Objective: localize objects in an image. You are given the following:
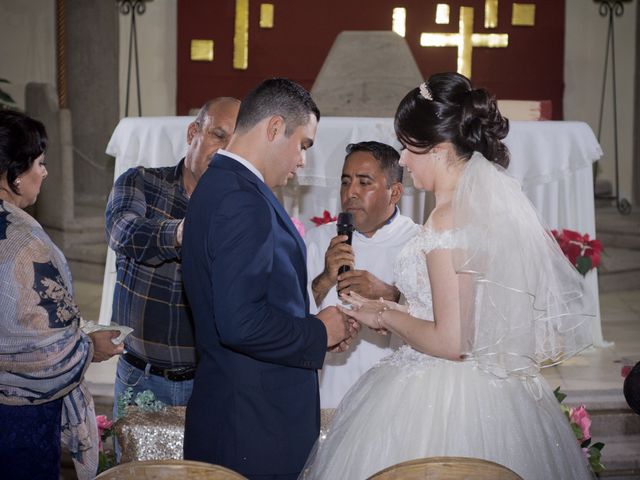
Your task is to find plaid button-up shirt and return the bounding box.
[105,159,196,368]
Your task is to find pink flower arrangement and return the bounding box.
[569,405,591,442]
[551,229,603,276]
[95,414,116,472]
[291,217,305,238]
[96,415,113,450]
[554,387,604,473]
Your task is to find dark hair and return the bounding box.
[235,78,320,136]
[394,72,510,168]
[624,361,640,416]
[345,141,403,186]
[0,110,48,195]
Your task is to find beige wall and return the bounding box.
[0,0,56,110]
[118,0,177,117]
[564,0,637,202]
[0,0,176,116]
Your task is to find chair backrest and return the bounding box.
[95,460,247,480]
[367,456,523,480]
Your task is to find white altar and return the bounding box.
[99,116,606,345]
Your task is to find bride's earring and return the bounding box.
[13,178,21,188]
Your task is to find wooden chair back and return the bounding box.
[95,459,247,479]
[367,456,523,480]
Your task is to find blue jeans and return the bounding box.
[113,355,194,419]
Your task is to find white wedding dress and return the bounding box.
[300,225,593,480]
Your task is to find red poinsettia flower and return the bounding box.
[565,242,582,266]
[586,239,603,268]
[551,229,604,276]
[310,210,336,226]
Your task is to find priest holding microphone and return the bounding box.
[305,141,419,408]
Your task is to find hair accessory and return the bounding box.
[419,82,433,101]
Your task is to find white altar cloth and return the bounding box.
[99,117,605,345]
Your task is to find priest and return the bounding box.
[306,141,419,408]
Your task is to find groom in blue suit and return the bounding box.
[182,79,355,479]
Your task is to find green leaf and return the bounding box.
[98,452,108,473]
[588,447,604,473]
[0,90,15,104]
[591,442,605,451]
[0,78,9,83]
[576,256,592,276]
[571,423,583,439]
[134,389,167,412]
[581,438,591,448]
[589,457,604,474]
[554,386,567,403]
[116,386,134,418]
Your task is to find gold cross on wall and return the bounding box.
[420,6,508,79]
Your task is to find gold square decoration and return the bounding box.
[435,4,450,25]
[190,39,214,62]
[260,3,274,29]
[512,3,536,27]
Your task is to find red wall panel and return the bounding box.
[177,0,564,118]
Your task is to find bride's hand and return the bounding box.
[342,291,406,312]
[339,292,398,334]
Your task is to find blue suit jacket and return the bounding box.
[182,154,328,477]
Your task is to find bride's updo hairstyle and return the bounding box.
[394,72,510,168]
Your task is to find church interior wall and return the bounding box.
[0,0,637,203]
[118,0,177,117]
[564,0,637,205]
[0,0,56,110]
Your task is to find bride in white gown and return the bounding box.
[300,73,595,480]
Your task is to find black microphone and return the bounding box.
[337,212,354,275]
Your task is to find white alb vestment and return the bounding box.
[305,212,419,408]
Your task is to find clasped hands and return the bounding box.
[317,305,360,353]
[339,291,407,335]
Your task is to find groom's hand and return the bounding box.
[329,318,360,352]
[317,305,354,350]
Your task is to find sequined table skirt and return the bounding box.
[115,406,186,462]
[114,407,336,463]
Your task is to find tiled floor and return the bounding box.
[76,280,640,403]
[543,289,639,399]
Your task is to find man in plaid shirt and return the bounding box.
[106,97,240,410]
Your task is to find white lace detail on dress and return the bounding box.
[394,226,465,322]
[380,344,454,370]
[385,227,468,370]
